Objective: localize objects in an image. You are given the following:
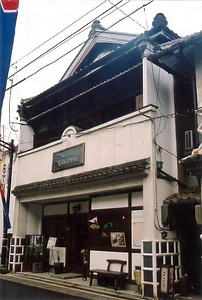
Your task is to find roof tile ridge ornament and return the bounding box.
[88,20,106,37]
[152,13,168,30]
[145,13,180,48]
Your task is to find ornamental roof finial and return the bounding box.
[89,20,105,37]
[152,13,168,29]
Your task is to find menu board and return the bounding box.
[47,237,57,249]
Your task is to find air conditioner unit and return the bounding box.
[185,130,193,150]
[161,204,169,226]
[195,205,202,225]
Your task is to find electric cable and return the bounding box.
[8,79,19,133]
[10,0,108,68]
[8,0,124,79]
[6,0,154,92]
[108,0,146,30]
[35,0,131,74]
[142,4,170,232]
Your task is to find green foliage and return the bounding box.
[28,243,44,257]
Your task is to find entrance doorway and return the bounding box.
[42,212,89,274]
[66,213,89,273]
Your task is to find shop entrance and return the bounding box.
[66,213,89,273]
[42,215,67,271]
[42,212,89,274]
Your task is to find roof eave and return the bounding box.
[12,158,150,198]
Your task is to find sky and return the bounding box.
[2,0,202,143]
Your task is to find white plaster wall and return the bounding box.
[131,210,144,249]
[132,253,141,279]
[13,200,29,237]
[26,204,43,235]
[12,201,43,237]
[18,122,34,153]
[44,203,68,216]
[49,247,66,265]
[156,179,177,239]
[195,43,202,111]
[91,193,128,210]
[142,58,178,240]
[195,43,202,148]
[90,250,128,272]
[131,191,143,207]
[143,59,177,177]
[16,111,153,187]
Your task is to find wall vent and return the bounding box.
[185,130,193,150]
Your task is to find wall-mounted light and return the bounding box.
[186,172,199,188]
[161,230,168,240]
[157,161,163,171]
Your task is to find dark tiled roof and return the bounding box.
[164,187,201,205]
[147,31,202,79]
[179,153,202,166]
[12,158,150,197]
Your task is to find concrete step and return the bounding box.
[0,272,140,300]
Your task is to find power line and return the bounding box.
[43,0,131,62]
[10,0,108,67]
[108,0,146,30]
[8,0,124,79]
[6,0,154,92]
[8,0,148,80]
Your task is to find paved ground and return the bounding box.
[0,278,85,300]
[0,272,201,300]
[0,272,141,300]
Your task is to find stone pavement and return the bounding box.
[0,272,141,300]
[0,272,201,300]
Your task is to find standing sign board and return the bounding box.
[160,265,175,298]
[47,237,57,266]
[47,237,57,250]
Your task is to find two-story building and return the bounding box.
[8,14,201,298]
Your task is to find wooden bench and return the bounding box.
[89,259,128,291]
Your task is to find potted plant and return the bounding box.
[29,242,44,273]
[54,251,63,274]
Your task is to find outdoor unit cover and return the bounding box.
[195,205,202,225]
[161,204,169,226]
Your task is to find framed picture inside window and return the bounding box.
[110,232,126,247]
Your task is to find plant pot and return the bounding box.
[54,262,63,274]
[32,262,43,273]
[0,268,9,274]
[179,277,189,297]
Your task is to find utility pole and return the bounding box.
[0,139,15,270]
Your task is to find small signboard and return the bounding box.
[52,143,85,172]
[160,264,174,297]
[47,237,57,249]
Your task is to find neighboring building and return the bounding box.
[0,139,17,265]
[148,29,202,296]
[8,14,201,298]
